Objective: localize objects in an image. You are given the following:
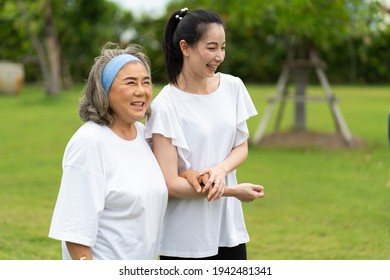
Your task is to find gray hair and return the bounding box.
[79,42,151,126]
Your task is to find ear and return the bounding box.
[179,40,190,57]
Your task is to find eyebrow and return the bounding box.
[206,41,226,46]
[121,75,151,81]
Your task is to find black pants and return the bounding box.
[160,243,247,260]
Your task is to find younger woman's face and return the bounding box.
[187,23,226,78]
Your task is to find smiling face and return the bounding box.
[184,23,226,79]
[108,61,152,125]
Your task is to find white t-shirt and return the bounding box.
[145,73,258,258]
[49,121,168,260]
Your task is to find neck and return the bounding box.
[109,120,137,141]
[176,73,218,95]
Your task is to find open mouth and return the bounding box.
[207,64,218,70]
[131,102,145,108]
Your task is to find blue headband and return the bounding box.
[102,54,142,94]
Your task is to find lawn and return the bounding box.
[0,83,388,259]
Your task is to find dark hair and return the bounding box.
[162,9,224,85]
[79,42,151,126]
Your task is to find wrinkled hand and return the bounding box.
[233,183,265,202]
[179,169,202,193]
[199,165,226,202]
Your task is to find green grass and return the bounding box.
[0,84,388,259]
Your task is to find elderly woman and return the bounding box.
[49,43,168,260]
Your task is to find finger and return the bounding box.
[209,183,225,201]
[215,184,225,201]
[199,168,211,176]
[201,174,210,185]
[202,175,215,193]
[207,180,222,201]
[253,185,264,192]
[194,182,202,193]
[208,187,219,201]
[253,186,265,197]
[202,182,211,193]
[212,179,223,192]
[189,178,202,193]
[256,189,265,198]
[207,182,219,200]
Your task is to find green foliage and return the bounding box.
[0,0,135,83]
[0,83,388,259]
[1,0,389,86]
[57,0,135,82]
[0,1,27,61]
[153,0,390,84]
[170,0,383,48]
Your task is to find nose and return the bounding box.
[134,82,146,96]
[215,49,225,62]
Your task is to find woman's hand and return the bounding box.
[225,183,265,202]
[179,170,223,202]
[199,165,226,202]
[179,170,203,193]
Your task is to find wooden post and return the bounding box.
[252,47,354,147]
[252,66,289,145]
[310,50,353,145]
[293,66,309,131]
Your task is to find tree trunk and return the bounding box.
[43,0,61,95]
[288,41,311,132]
[61,58,74,90]
[293,66,308,131]
[17,0,61,96]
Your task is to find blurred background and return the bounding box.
[0,0,389,260]
[0,0,389,96]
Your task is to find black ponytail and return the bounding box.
[162,10,184,86]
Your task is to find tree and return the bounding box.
[1,0,134,95]
[246,0,383,145]
[17,0,61,95]
[57,0,135,88]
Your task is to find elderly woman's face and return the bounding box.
[108,61,152,124]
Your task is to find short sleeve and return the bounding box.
[234,78,258,147]
[145,98,192,171]
[49,136,106,246]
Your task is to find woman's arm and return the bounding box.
[66,241,93,260]
[152,133,217,199]
[224,183,265,202]
[201,140,248,192]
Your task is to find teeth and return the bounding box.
[132,102,144,106]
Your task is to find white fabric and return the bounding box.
[145,73,258,258]
[49,121,168,260]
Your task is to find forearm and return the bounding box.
[219,141,248,174]
[152,133,207,199]
[167,176,207,199]
[222,183,265,202]
[66,241,93,260]
[223,186,237,198]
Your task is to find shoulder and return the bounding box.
[150,85,177,113]
[72,121,106,140]
[65,122,107,153]
[219,72,243,86]
[152,85,174,103]
[218,73,247,97]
